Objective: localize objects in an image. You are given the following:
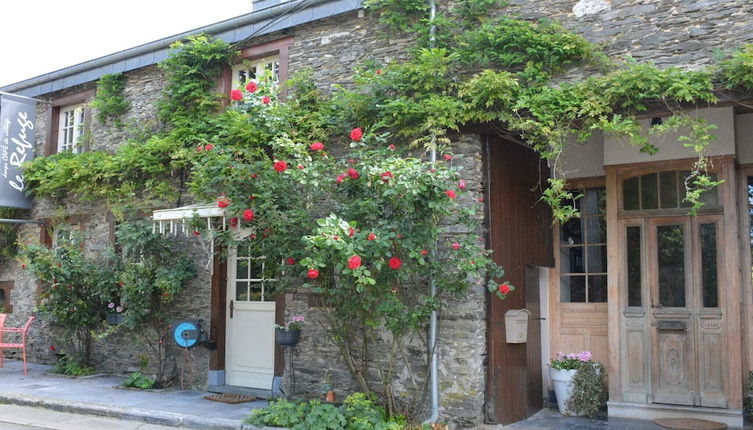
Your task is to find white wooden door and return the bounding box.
[225,244,276,388]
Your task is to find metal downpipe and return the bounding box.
[424,0,439,420]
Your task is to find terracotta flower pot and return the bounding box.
[275,329,300,347]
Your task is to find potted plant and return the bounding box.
[105,302,126,325]
[275,315,304,347]
[548,351,606,416]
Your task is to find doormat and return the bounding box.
[203,393,257,404]
[655,418,727,430]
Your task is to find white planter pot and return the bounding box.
[549,367,579,416]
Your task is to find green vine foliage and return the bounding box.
[91,73,129,126]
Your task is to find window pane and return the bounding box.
[657,224,685,307]
[588,275,607,303]
[249,282,263,301]
[560,217,583,245]
[627,226,642,307]
[237,244,251,258]
[700,223,718,308]
[641,173,658,210]
[585,217,606,244]
[248,259,263,279]
[586,245,607,273]
[236,282,249,301]
[561,276,586,302]
[582,188,605,215]
[659,171,678,208]
[236,258,249,280]
[700,173,719,206]
[624,177,640,210]
[0,288,5,307]
[560,246,584,273]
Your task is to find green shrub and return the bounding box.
[245,394,409,429]
[123,372,156,389]
[52,356,96,377]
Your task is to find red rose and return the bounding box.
[452,242,461,250]
[287,258,296,265]
[119,281,124,287]
[388,144,395,151]
[348,227,355,237]
[251,173,258,178]
[310,142,325,151]
[230,89,243,101]
[229,217,238,227]
[205,144,214,151]
[446,190,456,199]
[458,180,466,190]
[333,235,340,240]
[336,174,346,184]
[368,233,376,241]
[307,268,319,279]
[389,256,402,270]
[243,209,254,222]
[421,249,428,256]
[348,255,362,270]
[249,233,257,240]
[347,167,359,180]
[429,168,436,173]
[196,145,203,152]
[246,81,258,93]
[350,127,363,142]
[50,345,55,351]
[499,283,510,295]
[443,154,452,161]
[381,171,393,182]
[262,96,271,104]
[478,196,484,203]
[273,161,288,172]
[218,197,230,208]
[298,164,305,170]
[376,69,382,75]
[193,230,200,236]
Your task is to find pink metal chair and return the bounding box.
[0,315,35,375]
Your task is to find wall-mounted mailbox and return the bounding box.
[505,309,531,343]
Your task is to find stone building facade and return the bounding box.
[1,0,753,428]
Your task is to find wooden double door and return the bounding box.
[629,215,727,407]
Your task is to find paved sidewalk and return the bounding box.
[0,359,744,429]
[0,359,267,429]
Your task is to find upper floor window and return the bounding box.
[232,55,280,88]
[58,104,86,153]
[622,170,719,212]
[560,187,607,303]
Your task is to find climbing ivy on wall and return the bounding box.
[90,73,129,126]
[22,6,753,221]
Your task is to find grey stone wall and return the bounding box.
[505,0,753,69]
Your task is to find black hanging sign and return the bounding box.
[0,93,36,209]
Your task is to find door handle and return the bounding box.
[229,300,234,318]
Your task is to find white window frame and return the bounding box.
[57,104,86,153]
[231,54,280,88]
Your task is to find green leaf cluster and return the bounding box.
[567,362,608,417]
[91,73,129,126]
[246,393,410,430]
[123,371,157,389]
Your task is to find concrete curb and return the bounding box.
[0,391,268,429]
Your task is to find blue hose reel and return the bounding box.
[172,319,207,348]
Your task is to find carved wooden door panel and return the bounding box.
[648,216,726,407]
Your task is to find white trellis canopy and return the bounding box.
[151,203,228,271]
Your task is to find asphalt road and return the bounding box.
[0,404,180,430]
